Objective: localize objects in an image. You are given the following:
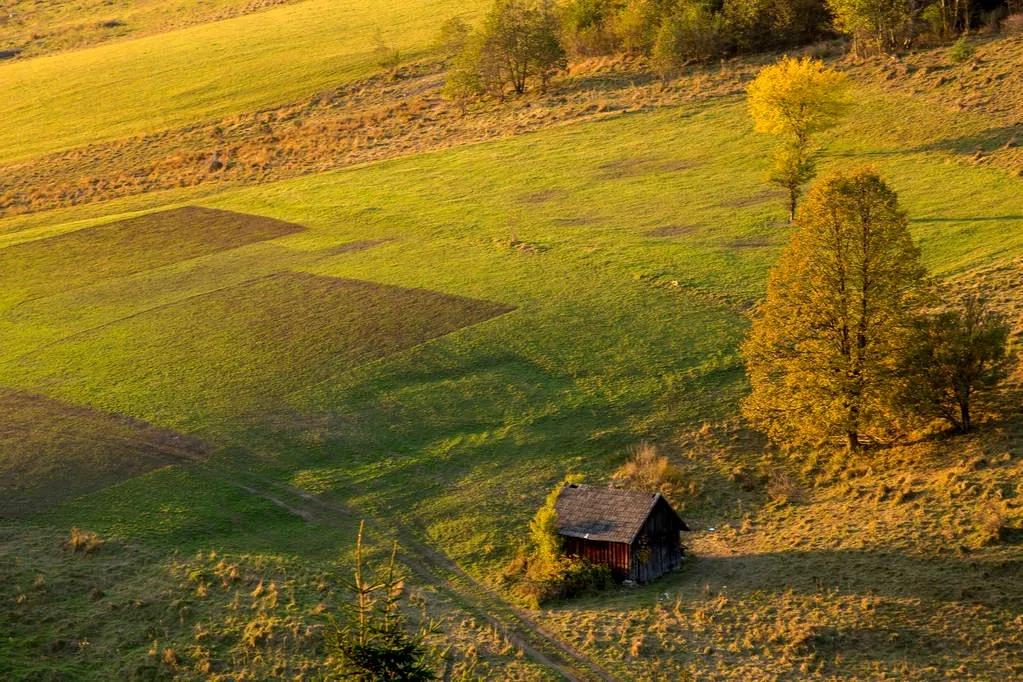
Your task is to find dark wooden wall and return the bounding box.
[628,498,684,583]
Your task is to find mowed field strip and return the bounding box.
[0,206,304,303]
[0,388,208,519]
[7,271,514,428]
[0,205,513,431]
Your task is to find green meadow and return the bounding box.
[0,0,484,163]
[4,86,1022,552]
[3,17,1023,671]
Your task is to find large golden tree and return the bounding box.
[742,169,925,452]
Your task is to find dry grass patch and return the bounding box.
[0,0,302,60]
[0,52,755,218]
[537,417,1023,679]
[0,525,547,680]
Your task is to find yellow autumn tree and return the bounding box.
[747,56,849,221]
[741,169,926,452]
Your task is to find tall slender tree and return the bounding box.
[747,57,849,221]
[742,169,926,452]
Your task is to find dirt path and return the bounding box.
[148,440,616,681]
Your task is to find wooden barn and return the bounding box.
[554,484,689,583]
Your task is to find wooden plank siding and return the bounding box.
[628,497,685,582]
[563,537,631,579]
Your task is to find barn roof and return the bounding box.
[554,484,688,544]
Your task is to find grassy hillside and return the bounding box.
[0,0,305,60]
[3,47,1023,676]
[0,0,483,163]
[3,2,1023,676]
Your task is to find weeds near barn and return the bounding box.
[65,527,104,554]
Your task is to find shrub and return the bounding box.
[921,2,953,39]
[827,0,914,54]
[1004,12,1023,34]
[948,36,975,63]
[435,16,472,58]
[650,2,728,78]
[766,469,803,504]
[723,0,832,52]
[504,550,613,607]
[504,476,612,606]
[327,522,436,680]
[613,442,685,496]
[974,499,1011,546]
[560,0,622,56]
[609,0,662,53]
[528,477,567,567]
[371,30,402,74]
[66,527,103,554]
[897,295,1012,433]
[445,0,567,100]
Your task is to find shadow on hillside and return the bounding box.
[677,547,1023,608]
[826,125,1021,160]
[910,215,1023,224]
[909,125,1022,155]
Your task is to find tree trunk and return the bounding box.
[959,399,971,432]
[846,430,860,452]
[788,186,798,223]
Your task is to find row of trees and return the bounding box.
[439,0,1014,100]
[742,168,1013,452]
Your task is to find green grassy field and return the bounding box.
[3,13,1023,677]
[0,0,484,163]
[0,0,306,60]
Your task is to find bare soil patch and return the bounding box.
[596,156,701,180]
[645,224,700,237]
[0,388,208,518]
[718,189,784,209]
[0,206,304,301]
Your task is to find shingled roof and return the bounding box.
[554,484,688,544]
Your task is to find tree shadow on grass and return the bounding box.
[826,124,1022,159]
[674,547,1023,609]
[908,125,1023,155]
[910,215,1023,224]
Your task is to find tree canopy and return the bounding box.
[747,57,849,220]
[444,0,566,101]
[742,169,926,452]
[899,295,1013,432]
